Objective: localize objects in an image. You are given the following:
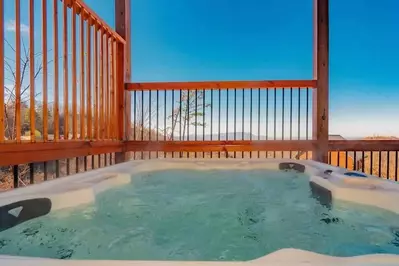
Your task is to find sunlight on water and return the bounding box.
[1,169,399,261]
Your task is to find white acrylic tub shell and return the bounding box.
[1,158,399,266]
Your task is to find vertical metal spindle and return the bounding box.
[265,89,269,158]
[149,90,152,159]
[281,88,285,158]
[257,88,261,158]
[328,151,331,165]
[148,90,152,140]
[361,151,365,173]
[297,89,301,158]
[337,151,340,167]
[242,89,245,158]
[203,89,206,158]
[226,90,229,158]
[29,163,34,184]
[345,151,348,169]
[141,91,144,159]
[43,162,48,181]
[76,157,79,173]
[179,89,182,158]
[218,89,221,158]
[56,160,60,178]
[306,88,309,140]
[234,88,237,158]
[395,151,398,181]
[273,88,277,158]
[250,89,253,159]
[210,90,213,158]
[171,90,174,158]
[370,151,374,175]
[13,166,19,188]
[91,155,95,170]
[84,156,87,171]
[387,151,390,179]
[105,154,108,166]
[306,88,309,159]
[290,88,293,159]
[156,90,159,158]
[187,90,190,158]
[353,152,357,170]
[378,151,382,177]
[195,89,198,158]
[133,90,136,149]
[66,159,70,175]
[98,154,101,168]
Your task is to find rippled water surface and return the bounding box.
[1,169,399,260]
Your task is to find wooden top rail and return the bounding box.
[329,140,399,152]
[125,140,399,153]
[125,140,317,152]
[67,0,125,44]
[0,140,123,166]
[126,80,317,91]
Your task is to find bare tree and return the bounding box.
[0,38,54,188]
[3,39,47,140]
[167,90,210,140]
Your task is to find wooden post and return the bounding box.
[312,0,329,163]
[0,0,4,142]
[115,0,131,163]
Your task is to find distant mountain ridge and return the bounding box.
[185,132,259,141]
[179,132,309,140]
[173,133,397,141]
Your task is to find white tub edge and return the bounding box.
[1,248,399,265]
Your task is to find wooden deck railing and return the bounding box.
[2,0,398,190]
[0,0,128,189]
[1,0,124,144]
[125,80,316,160]
[328,140,399,180]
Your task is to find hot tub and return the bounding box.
[1,159,399,266]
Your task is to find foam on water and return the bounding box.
[1,169,399,261]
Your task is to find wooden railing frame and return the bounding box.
[329,140,399,152]
[125,80,317,91]
[123,0,330,163]
[0,0,124,144]
[115,0,132,163]
[7,0,397,174]
[312,0,329,163]
[0,140,123,166]
[125,140,399,153]
[72,0,126,44]
[2,140,398,167]
[125,140,317,153]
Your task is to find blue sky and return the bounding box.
[3,0,399,138]
[89,0,399,138]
